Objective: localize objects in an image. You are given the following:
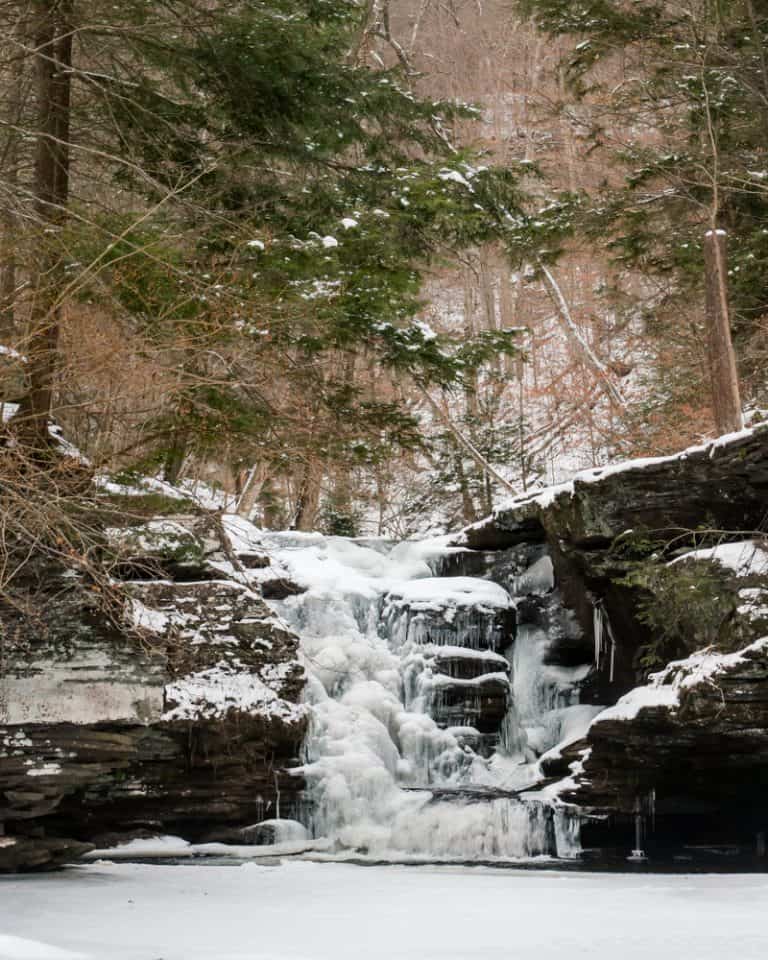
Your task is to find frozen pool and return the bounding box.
[1,860,767,959]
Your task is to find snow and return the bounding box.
[0,405,89,462]
[738,588,768,622]
[162,663,306,723]
[128,598,171,633]
[83,825,315,861]
[0,344,26,362]
[438,167,473,189]
[483,423,763,522]
[108,519,197,556]
[536,704,605,766]
[0,936,85,960]
[386,576,512,611]
[592,683,680,723]
[259,531,461,597]
[96,474,236,511]
[0,401,19,422]
[2,861,768,960]
[429,644,509,665]
[592,637,768,724]
[672,539,768,578]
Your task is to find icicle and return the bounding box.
[628,795,648,862]
[274,770,281,821]
[593,603,603,668]
[609,635,616,682]
[594,599,617,681]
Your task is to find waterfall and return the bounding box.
[263,532,597,861]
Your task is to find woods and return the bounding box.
[1,0,766,545]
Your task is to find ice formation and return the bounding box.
[264,532,593,860]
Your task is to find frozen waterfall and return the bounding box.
[264,532,595,861]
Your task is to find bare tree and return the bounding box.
[703,229,743,435]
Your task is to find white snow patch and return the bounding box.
[386,576,512,611]
[671,539,768,578]
[0,344,27,362]
[592,637,768,724]
[162,663,305,723]
[0,936,86,960]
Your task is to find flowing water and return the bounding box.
[264,532,599,861]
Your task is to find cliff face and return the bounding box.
[555,639,768,838]
[0,516,307,872]
[459,424,768,856]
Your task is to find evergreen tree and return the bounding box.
[516,0,768,433]
[2,0,542,529]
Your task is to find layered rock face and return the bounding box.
[459,424,768,857]
[383,578,515,737]
[552,638,768,853]
[0,516,306,871]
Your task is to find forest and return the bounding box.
[2,0,766,560]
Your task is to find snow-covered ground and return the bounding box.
[1,861,767,960]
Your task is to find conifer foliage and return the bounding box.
[1,0,528,532]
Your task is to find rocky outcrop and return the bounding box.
[546,637,768,855]
[460,425,768,700]
[0,516,307,872]
[385,578,515,736]
[458,424,768,856]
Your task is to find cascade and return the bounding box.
[263,532,598,861]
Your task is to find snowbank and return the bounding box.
[163,663,306,723]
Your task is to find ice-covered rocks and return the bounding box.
[382,576,515,652]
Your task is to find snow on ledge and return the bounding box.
[591,636,768,725]
[163,664,306,724]
[671,539,768,578]
[83,831,324,862]
[472,422,764,525]
[386,577,512,610]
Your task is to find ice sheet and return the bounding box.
[1,861,767,960]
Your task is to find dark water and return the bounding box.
[92,850,768,874]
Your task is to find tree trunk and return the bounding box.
[0,30,26,345]
[236,462,269,518]
[292,459,324,531]
[163,430,188,484]
[13,0,73,446]
[453,449,477,526]
[703,229,743,435]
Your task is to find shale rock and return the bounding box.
[0,520,306,872]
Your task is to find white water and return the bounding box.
[264,533,596,861]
